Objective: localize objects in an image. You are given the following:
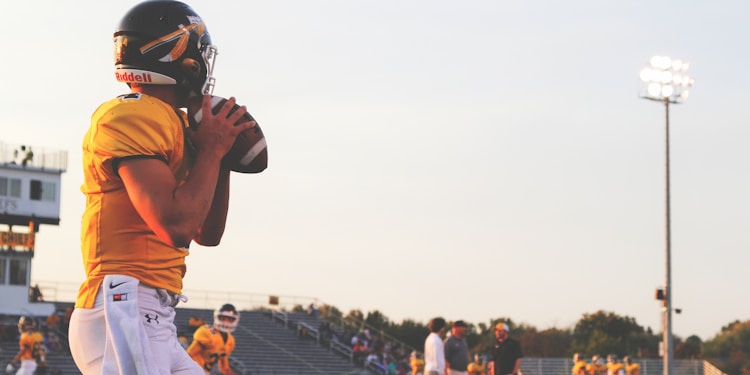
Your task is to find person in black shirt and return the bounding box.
[444,320,471,374]
[489,322,522,375]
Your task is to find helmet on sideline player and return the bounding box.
[17,316,36,334]
[213,303,239,333]
[114,0,218,96]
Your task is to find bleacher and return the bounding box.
[175,307,370,375]
[1,304,372,375]
[0,311,78,375]
[1,305,726,375]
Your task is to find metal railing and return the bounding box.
[269,311,384,375]
[32,281,727,375]
[34,280,319,313]
[0,142,67,172]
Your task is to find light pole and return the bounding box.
[639,56,694,375]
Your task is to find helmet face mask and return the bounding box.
[114,0,218,96]
[200,44,218,94]
[213,303,239,333]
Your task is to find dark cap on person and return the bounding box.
[453,320,468,328]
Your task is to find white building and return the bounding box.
[0,142,67,317]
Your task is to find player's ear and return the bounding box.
[182,58,201,80]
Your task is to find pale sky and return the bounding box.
[4,0,749,342]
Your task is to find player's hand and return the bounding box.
[5,363,14,374]
[186,95,256,161]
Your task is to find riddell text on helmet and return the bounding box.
[115,69,177,85]
[115,71,153,83]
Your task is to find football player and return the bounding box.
[623,356,641,375]
[571,353,587,375]
[187,304,239,375]
[587,355,607,375]
[467,353,486,375]
[606,354,625,375]
[5,316,41,375]
[67,1,255,374]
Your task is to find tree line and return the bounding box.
[297,305,750,375]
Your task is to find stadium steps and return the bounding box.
[176,307,369,375]
[1,307,371,375]
[0,317,78,375]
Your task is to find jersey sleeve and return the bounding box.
[186,326,208,357]
[87,95,181,180]
[192,326,211,346]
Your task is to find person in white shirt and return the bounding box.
[424,317,447,375]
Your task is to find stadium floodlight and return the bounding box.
[640,55,695,104]
[639,56,695,375]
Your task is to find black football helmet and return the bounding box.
[114,0,217,95]
[213,303,239,333]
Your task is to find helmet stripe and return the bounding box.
[140,23,206,63]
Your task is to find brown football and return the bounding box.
[188,96,268,173]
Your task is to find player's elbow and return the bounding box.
[159,225,199,248]
[194,235,222,247]
[193,223,226,246]
[167,233,194,248]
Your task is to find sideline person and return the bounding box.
[424,317,447,375]
[488,322,522,375]
[445,320,471,375]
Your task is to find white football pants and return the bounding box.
[68,275,203,375]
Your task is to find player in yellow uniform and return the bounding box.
[5,317,40,375]
[467,353,487,375]
[67,1,256,374]
[31,328,48,374]
[409,351,425,375]
[187,304,239,375]
[606,354,625,375]
[572,353,588,375]
[587,355,607,375]
[623,356,641,375]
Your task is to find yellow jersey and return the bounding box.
[468,360,487,375]
[625,363,641,375]
[608,362,625,375]
[77,93,194,308]
[587,362,607,375]
[187,325,236,374]
[410,357,424,375]
[572,360,588,375]
[17,333,36,361]
[32,331,45,362]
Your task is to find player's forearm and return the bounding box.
[162,147,227,239]
[194,168,230,246]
